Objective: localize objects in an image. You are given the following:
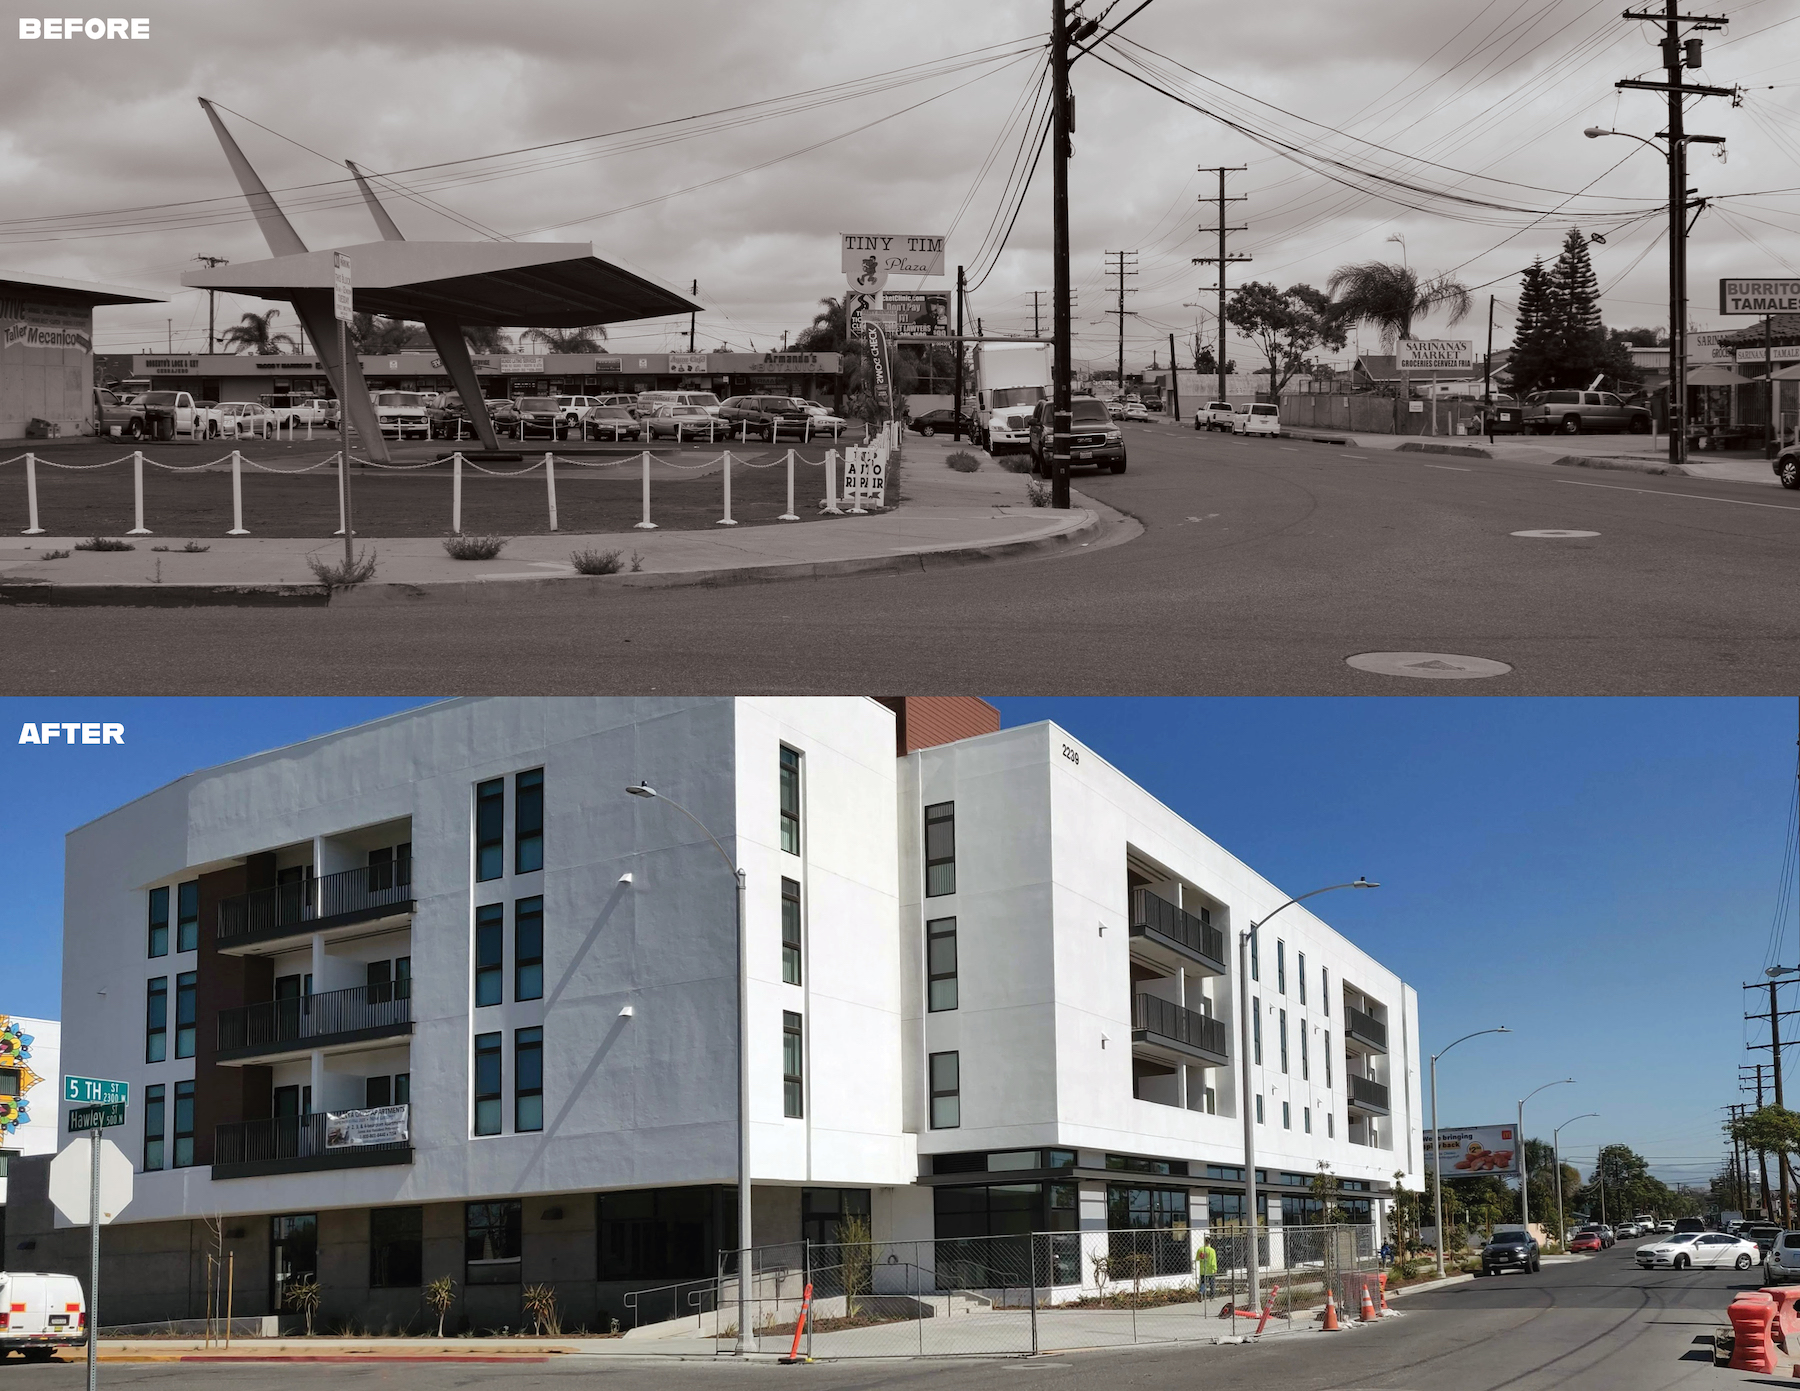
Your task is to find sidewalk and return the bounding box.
[1287,428,1780,486]
[0,440,1118,605]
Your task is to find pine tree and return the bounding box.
[1547,227,1606,387]
[1508,260,1556,393]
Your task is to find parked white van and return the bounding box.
[1235,402,1280,437]
[0,1271,86,1361]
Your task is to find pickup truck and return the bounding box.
[1522,389,1650,435]
[94,387,148,439]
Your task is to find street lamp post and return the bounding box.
[626,781,752,1354]
[1517,1079,1575,1236]
[1238,877,1379,1311]
[1430,1027,1511,1277]
[1552,1113,1598,1246]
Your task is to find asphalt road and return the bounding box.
[9,1246,1752,1390]
[6,421,1797,694]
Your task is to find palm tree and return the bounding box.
[520,325,608,353]
[462,325,511,354]
[794,296,845,353]
[219,308,298,355]
[1324,261,1472,352]
[352,313,424,355]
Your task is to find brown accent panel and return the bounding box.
[876,697,1001,756]
[193,863,274,1165]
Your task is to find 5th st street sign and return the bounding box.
[65,1076,128,1106]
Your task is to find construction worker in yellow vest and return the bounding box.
[1198,1235,1219,1297]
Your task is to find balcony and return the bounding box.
[1344,1005,1388,1054]
[212,1107,413,1180]
[216,863,414,954]
[1131,993,1230,1068]
[1348,1073,1390,1115]
[1128,888,1227,975]
[215,981,412,1064]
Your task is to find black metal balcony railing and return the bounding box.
[1349,1073,1390,1112]
[216,981,412,1057]
[1129,888,1227,968]
[1132,993,1230,1061]
[217,863,413,946]
[213,1108,412,1177]
[1345,1005,1388,1051]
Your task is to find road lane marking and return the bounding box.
[1423,464,1471,471]
[1556,479,1800,511]
[1513,529,1599,538]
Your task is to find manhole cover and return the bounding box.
[1511,529,1599,538]
[1346,652,1514,680]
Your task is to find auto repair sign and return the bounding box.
[1425,1125,1520,1177]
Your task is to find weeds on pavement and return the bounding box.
[945,450,981,473]
[443,534,508,560]
[570,548,624,575]
[308,548,379,586]
[40,549,70,560]
[75,536,133,551]
[1025,478,1051,506]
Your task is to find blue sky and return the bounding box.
[4,696,1791,1188]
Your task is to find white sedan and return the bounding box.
[1636,1232,1759,1270]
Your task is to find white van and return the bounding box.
[1235,402,1280,437]
[0,1271,87,1361]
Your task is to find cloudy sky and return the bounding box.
[2,0,1796,371]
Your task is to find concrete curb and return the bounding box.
[1395,442,1493,459]
[1382,1271,1476,1299]
[1280,432,1347,446]
[1550,453,1686,477]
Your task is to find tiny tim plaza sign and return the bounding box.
[840,234,945,279]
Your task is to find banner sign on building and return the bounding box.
[882,291,952,338]
[325,1104,409,1149]
[139,357,201,373]
[842,445,887,508]
[840,233,946,279]
[1688,331,1738,365]
[594,356,622,373]
[1734,344,1800,364]
[1720,279,1800,315]
[1397,339,1474,372]
[1,299,94,354]
[668,352,709,374]
[1424,1124,1520,1177]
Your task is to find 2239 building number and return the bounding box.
[1061,744,1080,765]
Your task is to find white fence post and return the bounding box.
[22,452,44,536]
[718,450,737,526]
[635,450,657,530]
[779,448,798,522]
[228,449,249,535]
[127,449,151,535]
[335,451,348,537]
[823,448,841,514]
[453,451,464,535]
[545,451,558,532]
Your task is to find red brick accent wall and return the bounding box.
[876,697,1001,755]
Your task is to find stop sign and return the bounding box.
[49,1137,133,1225]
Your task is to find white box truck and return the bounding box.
[974,342,1050,455]
[0,1271,87,1361]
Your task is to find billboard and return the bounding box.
[1720,279,1800,315]
[1397,339,1474,371]
[1425,1124,1521,1177]
[883,291,952,337]
[841,233,946,279]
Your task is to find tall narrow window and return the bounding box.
[781,878,802,985]
[142,1083,165,1172]
[783,1011,804,1118]
[1304,1106,1312,1134]
[515,1027,543,1133]
[146,976,167,1063]
[1325,1033,1332,1088]
[924,802,956,897]
[395,1072,411,1105]
[1301,1026,1310,1081]
[173,1080,194,1168]
[1278,1008,1288,1074]
[147,887,169,958]
[929,1050,960,1129]
[1254,1093,1264,1125]
[515,768,544,874]
[779,746,801,854]
[515,896,544,1001]
[475,778,505,882]
[1283,1101,1291,1130]
[176,881,199,953]
[1297,952,1307,1006]
[1276,940,1286,994]
[1322,968,1330,1016]
[175,971,197,1059]
[1250,926,1260,981]
[1328,1112,1335,1139]
[396,841,412,888]
[473,1032,502,1136]
[1251,998,1261,1066]
[475,904,504,1007]
[927,917,959,1012]
[396,956,412,1000]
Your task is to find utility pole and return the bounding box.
[1192,166,1249,407]
[194,255,229,352]
[953,263,966,442]
[1031,290,1044,338]
[1746,980,1799,1224]
[1744,1063,1775,1217]
[1168,331,1180,422]
[1104,250,1138,394]
[1049,1,1088,510]
[1616,4,1732,472]
[689,279,698,353]
[1483,294,1496,443]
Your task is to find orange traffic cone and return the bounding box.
[1360,1282,1378,1323]
[1378,1272,1393,1314]
[1322,1289,1340,1331]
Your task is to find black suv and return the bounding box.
[718,395,812,441]
[1028,396,1127,475]
[1481,1227,1541,1275]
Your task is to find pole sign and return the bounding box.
[1397,339,1474,371]
[69,1102,125,1132]
[1720,278,1800,315]
[840,233,946,280]
[1424,1124,1521,1177]
[64,1076,128,1106]
[333,252,354,325]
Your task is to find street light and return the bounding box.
[1429,1026,1510,1277]
[1238,877,1378,1311]
[624,780,752,1354]
[1552,1113,1598,1246]
[1386,232,1407,268]
[1516,1078,1575,1235]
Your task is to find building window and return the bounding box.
[475,903,504,1007]
[1301,1027,1310,1081]
[924,802,956,897]
[142,1083,165,1172]
[1297,951,1307,1005]
[781,878,802,985]
[1304,1106,1312,1134]
[1278,1008,1288,1074]
[147,886,169,958]
[1325,1033,1332,1088]
[1282,1101,1292,1129]
[1322,967,1330,1016]
[927,917,959,1012]
[1250,926,1259,981]
[1251,998,1261,1065]
[175,971,197,1059]
[173,1080,194,1168]
[779,746,801,854]
[515,1027,544,1133]
[930,1050,960,1129]
[395,1072,410,1105]
[1328,1112,1335,1139]
[476,777,505,882]
[782,1011,804,1118]
[370,1206,423,1288]
[176,881,199,953]
[474,1032,502,1136]
[466,1200,522,1284]
[515,896,544,1001]
[146,976,167,1063]
[515,768,544,874]
[1277,940,1286,994]
[365,1075,392,1109]
[1255,1093,1264,1125]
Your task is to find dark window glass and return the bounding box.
[368,846,395,892]
[365,1075,392,1109]
[783,1011,804,1118]
[143,1083,165,1171]
[1255,1094,1264,1124]
[927,917,958,1011]
[475,904,504,1007]
[516,1027,544,1132]
[1323,968,1330,1015]
[515,896,544,1001]
[1325,1033,1332,1088]
[1252,998,1261,1065]
[173,1080,194,1168]
[1298,951,1307,1005]
[781,878,802,985]
[176,881,199,953]
[146,976,167,1063]
[175,971,197,1059]
[924,802,956,897]
[779,747,801,854]
[396,956,411,999]
[1279,1008,1288,1074]
[370,1206,423,1288]
[1250,926,1259,981]
[1301,1026,1309,1081]
[475,778,505,882]
[474,1032,502,1135]
[596,1186,736,1281]
[395,1072,411,1105]
[930,1050,960,1129]
[1277,940,1286,994]
[465,1200,522,1283]
[515,768,544,874]
[396,842,412,888]
[147,886,169,958]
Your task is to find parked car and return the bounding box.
[94,387,149,439]
[797,402,847,436]
[371,391,431,441]
[1656,1220,1676,1233]
[1614,1222,1639,1240]
[645,404,728,442]
[0,1270,86,1361]
[428,394,475,440]
[1195,401,1236,431]
[717,395,813,441]
[1773,442,1799,490]
[577,405,641,442]
[1521,388,1651,436]
[1028,396,1127,475]
[211,402,280,438]
[1481,1226,1541,1275]
[553,395,602,428]
[513,396,575,440]
[1636,1231,1759,1270]
[1573,1224,1613,1249]
[268,397,336,431]
[137,389,205,441]
[1673,1217,1707,1234]
[638,390,722,416]
[1764,1232,1800,1285]
[1121,400,1150,422]
[1234,402,1281,436]
[909,408,975,439]
[1569,1230,1603,1253]
[485,400,522,436]
[594,393,642,417]
[1741,1222,1783,1257]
